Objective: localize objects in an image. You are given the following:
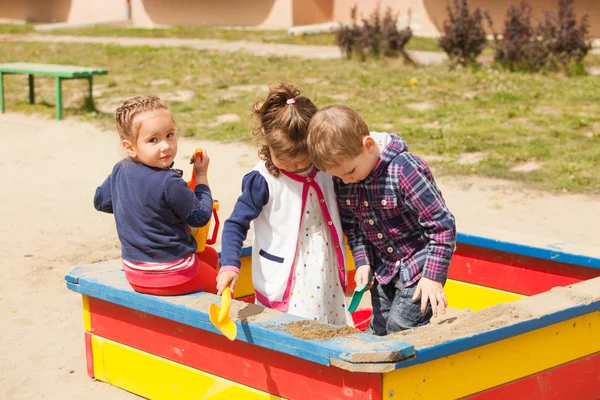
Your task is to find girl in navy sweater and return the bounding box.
[94,94,218,295]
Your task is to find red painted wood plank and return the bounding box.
[465,351,600,400]
[84,332,94,379]
[88,297,381,400]
[346,269,357,294]
[449,244,600,295]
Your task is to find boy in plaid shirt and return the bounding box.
[307,105,456,335]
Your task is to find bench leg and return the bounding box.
[0,72,4,113]
[55,77,63,120]
[29,74,35,104]
[87,76,94,110]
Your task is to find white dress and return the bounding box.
[286,186,352,326]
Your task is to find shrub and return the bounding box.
[382,7,414,63]
[492,2,548,71]
[491,0,591,74]
[336,4,413,63]
[336,6,361,60]
[538,0,592,73]
[359,5,383,58]
[439,0,488,67]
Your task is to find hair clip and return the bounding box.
[286,98,296,105]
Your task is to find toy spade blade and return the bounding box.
[209,287,237,341]
[347,283,368,313]
[348,270,373,313]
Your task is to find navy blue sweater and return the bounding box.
[94,159,213,263]
[220,171,269,268]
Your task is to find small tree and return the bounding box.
[439,0,488,67]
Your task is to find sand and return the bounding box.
[1,111,600,399]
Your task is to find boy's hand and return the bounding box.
[190,150,210,177]
[216,269,239,295]
[412,277,447,317]
[355,264,374,289]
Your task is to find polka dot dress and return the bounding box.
[287,186,352,326]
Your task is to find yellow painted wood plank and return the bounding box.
[91,335,285,400]
[82,295,91,332]
[229,255,255,299]
[445,279,525,311]
[231,246,523,308]
[383,311,600,399]
[345,241,356,272]
[234,243,356,299]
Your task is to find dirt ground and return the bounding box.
[1,112,599,399]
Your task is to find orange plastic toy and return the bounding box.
[187,148,220,253]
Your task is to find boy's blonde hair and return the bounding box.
[307,105,370,171]
[114,94,169,142]
[252,83,318,177]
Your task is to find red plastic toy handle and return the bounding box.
[207,208,220,245]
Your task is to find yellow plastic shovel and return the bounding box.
[209,286,237,341]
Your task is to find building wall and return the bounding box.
[293,0,334,26]
[0,0,128,24]
[66,0,126,23]
[130,0,292,28]
[0,0,72,23]
[1,0,597,36]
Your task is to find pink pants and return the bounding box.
[129,247,219,296]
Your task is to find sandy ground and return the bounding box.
[1,112,599,399]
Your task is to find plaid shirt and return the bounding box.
[334,134,456,286]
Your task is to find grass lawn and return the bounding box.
[1,40,599,194]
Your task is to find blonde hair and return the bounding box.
[114,94,169,142]
[252,83,318,177]
[307,105,370,171]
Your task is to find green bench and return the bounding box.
[0,62,107,120]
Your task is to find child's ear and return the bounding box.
[122,139,137,159]
[363,136,377,154]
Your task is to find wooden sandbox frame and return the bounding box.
[65,233,600,399]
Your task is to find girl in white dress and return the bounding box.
[218,83,352,326]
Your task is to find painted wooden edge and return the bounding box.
[91,335,286,399]
[82,295,91,332]
[382,312,600,399]
[329,358,398,373]
[66,233,600,286]
[236,235,600,269]
[326,302,600,373]
[65,260,124,284]
[394,301,600,369]
[465,351,600,400]
[444,279,524,311]
[449,247,599,296]
[66,277,415,365]
[226,254,255,298]
[84,331,94,379]
[239,246,252,258]
[88,297,383,400]
[457,232,600,269]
